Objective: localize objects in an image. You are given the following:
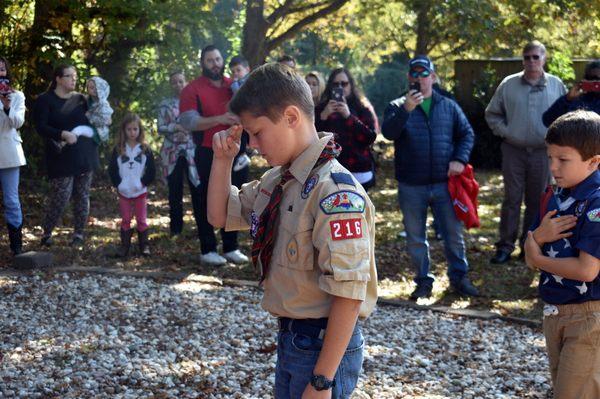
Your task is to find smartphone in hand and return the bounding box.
[332,87,345,102]
[580,81,600,92]
[0,78,11,97]
[410,81,421,93]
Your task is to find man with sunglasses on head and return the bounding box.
[382,55,478,300]
[486,41,566,265]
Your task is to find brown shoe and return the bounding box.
[138,229,151,257]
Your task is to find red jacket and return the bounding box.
[448,164,480,229]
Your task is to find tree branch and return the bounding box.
[265,0,349,52]
[266,0,296,24]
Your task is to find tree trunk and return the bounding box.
[23,1,73,102]
[241,0,270,67]
[414,0,430,55]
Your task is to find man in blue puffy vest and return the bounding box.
[382,55,478,300]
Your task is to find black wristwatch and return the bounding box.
[310,374,336,391]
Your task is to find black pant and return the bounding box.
[167,156,200,235]
[195,146,249,254]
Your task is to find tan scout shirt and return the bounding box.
[226,133,378,319]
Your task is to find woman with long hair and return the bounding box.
[0,57,26,254]
[316,67,378,190]
[33,63,99,247]
[305,71,325,105]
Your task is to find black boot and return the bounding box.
[118,228,133,258]
[138,229,151,257]
[7,223,23,255]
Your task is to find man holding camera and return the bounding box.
[543,59,600,126]
[485,41,566,264]
[382,55,478,300]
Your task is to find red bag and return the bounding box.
[448,164,480,229]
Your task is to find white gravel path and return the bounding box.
[0,273,551,398]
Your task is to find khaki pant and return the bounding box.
[543,301,600,399]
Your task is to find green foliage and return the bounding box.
[547,50,576,84]
[362,55,410,118]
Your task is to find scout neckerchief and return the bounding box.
[252,138,342,284]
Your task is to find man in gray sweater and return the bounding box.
[485,40,566,264]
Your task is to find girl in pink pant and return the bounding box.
[108,113,156,257]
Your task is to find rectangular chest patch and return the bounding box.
[330,218,363,240]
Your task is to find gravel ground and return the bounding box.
[0,273,551,398]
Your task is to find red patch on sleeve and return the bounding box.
[330,218,363,240]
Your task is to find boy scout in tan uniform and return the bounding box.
[208,63,377,399]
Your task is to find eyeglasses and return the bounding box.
[333,81,349,88]
[409,69,431,78]
[61,74,77,79]
[523,54,541,61]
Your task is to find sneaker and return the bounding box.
[451,276,480,297]
[410,282,433,300]
[224,249,249,264]
[200,251,227,266]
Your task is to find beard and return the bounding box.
[202,64,225,81]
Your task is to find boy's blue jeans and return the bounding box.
[274,324,364,399]
[397,181,469,285]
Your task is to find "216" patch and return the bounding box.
[330,218,363,240]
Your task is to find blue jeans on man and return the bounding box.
[398,182,477,298]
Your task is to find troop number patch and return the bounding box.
[320,191,365,214]
[330,218,363,240]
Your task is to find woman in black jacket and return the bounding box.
[33,64,99,247]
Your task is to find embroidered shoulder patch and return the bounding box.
[331,172,355,187]
[301,174,319,199]
[320,191,365,214]
[587,208,600,222]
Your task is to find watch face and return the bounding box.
[311,375,334,391]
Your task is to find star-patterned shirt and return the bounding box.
[532,170,600,305]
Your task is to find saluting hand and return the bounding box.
[212,124,243,161]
